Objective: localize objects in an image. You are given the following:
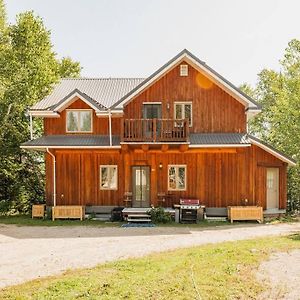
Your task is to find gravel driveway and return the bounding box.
[0,222,299,289]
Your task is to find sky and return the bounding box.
[5,0,300,86]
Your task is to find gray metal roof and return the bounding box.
[21,135,120,147]
[190,133,250,145]
[31,78,145,111]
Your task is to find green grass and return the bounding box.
[1,234,299,300]
[0,214,298,228]
[0,214,251,228]
[0,215,122,227]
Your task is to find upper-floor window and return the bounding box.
[66,109,92,133]
[180,64,188,76]
[174,102,192,127]
[168,165,186,191]
[100,165,118,190]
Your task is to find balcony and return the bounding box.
[121,119,189,143]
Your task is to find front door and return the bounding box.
[266,168,279,209]
[132,166,150,207]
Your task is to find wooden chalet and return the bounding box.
[22,49,296,217]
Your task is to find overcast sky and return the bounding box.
[5,0,300,86]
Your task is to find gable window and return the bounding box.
[174,102,192,127]
[100,165,118,190]
[168,165,186,191]
[66,110,92,132]
[180,64,188,76]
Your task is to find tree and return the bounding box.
[0,3,81,214]
[244,39,300,211]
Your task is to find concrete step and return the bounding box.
[127,214,151,218]
[127,218,152,223]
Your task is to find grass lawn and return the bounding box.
[1,234,299,300]
[0,214,242,228]
[0,215,122,227]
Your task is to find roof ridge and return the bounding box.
[62,77,146,80]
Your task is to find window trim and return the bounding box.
[180,64,188,76]
[100,165,118,190]
[66,109,93,133]
[174,102,193,127]
[168,164,187,191]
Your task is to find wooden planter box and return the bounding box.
[32,204,45,219]
[52,206,85,221]
[227,206,263,223]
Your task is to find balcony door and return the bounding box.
[132,166,150,208]
[143,103,162,138]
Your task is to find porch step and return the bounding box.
[127,214,151,223]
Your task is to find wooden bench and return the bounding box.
[32,204,46,219]
[52,206,85,221]
[227,206,263,223]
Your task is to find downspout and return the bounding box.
[46,148,56,207]
[108,109,112,146]
[29,113,33,140]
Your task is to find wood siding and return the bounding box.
[44,98,121,135]
[45,145,287,209]
[124,61,246,133]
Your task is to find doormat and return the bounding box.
[121,223,156,228]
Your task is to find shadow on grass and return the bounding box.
[288,233,300,241]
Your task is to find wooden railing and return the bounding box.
[121,119,189,142]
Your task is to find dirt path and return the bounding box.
[257,249,300,300]
[0,222,299,289]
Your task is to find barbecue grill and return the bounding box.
[179,199,204,223]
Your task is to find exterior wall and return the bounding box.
[44,98,121,135]
[45,145,287,209]
[124,61,247,133]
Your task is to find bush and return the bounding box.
[148,207,172,224]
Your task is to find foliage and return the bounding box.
[148,206,172,223]
[0,1,81,214]
[1,235,299,299]
[242,39,300,212]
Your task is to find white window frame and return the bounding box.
[168,164,187,191]
[174,102,193,127]
[180,64,188,76]
[100,165,118,190]
[66,109,93,133]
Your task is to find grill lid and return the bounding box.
[180,199,200,205]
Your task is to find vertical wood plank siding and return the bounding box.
[124,62,246,133]
[45,145,287,210]
[44,98,121,135]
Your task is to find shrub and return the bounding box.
[148,207,172,224]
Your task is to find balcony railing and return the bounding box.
[121,119,189,143]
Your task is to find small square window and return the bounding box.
[180,64,188,76]
[66,110,92,132]
[100,165,118,190]
[168,165,186,191]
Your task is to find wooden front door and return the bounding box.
[132,166,150,207]
[266,168,279,209]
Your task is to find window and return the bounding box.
[174,102,192,127]
[100,165,118,190]
[168,165,186,191]
[180,64,188,76]
[66,110,92,132]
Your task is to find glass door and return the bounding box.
[132,166,150,207]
